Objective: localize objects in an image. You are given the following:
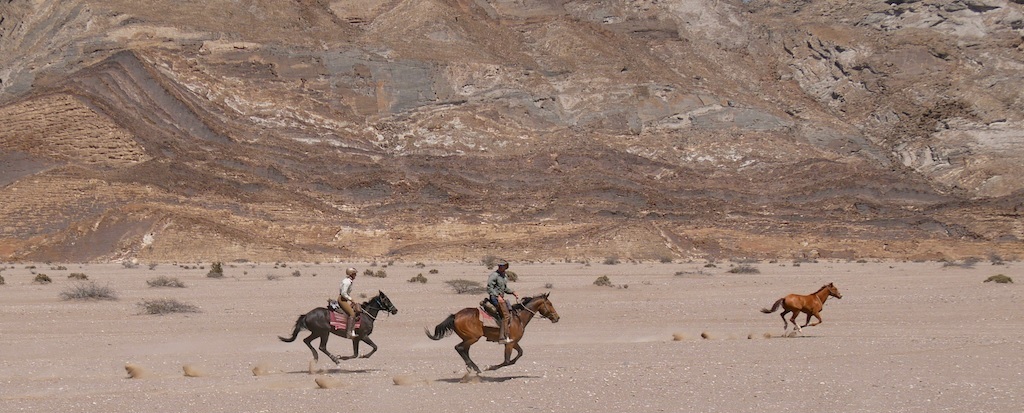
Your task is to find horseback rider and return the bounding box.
[337,267,361,338]
[486,259,519,344]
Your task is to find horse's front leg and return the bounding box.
[509,342,524,365]
[486,342,517,371]
[359,337,378,358]
[808,311,823,327]
[801,312,813,327]
[340,338,360,361]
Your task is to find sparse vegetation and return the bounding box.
[408,273,428,283]
[728,264,760,274]
[989,253,1006,265]
[594,275,613,287]
[266,274,280,281]
[429,268,439,274]
[292,270,301,277]
[603,256,620,265]
[446,279,487,294]
[0,274,4,285]
[984,274,1013,284]
[207,262,224,278]
[68,273,88,280]
[33,273,52,284]
[505,270,518,282]
[147,276,186,288]
[943,257,980,268]
[137,298,200,315]
[414,262,426,268]
[51,265,68,271]
[659,257,673,263]
[481,255,499,269]
[544,283,554,289]
[60,281,117,301]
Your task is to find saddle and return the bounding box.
[328,311,361,331]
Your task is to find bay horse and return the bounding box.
[279,290,398,364]
[761,283,842,334]
[425,293,559,374]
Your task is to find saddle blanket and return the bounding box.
[328,311,361,331]
[478,308,499,329]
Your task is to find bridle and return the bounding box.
[360,294,393,320]
[517,297,549,319]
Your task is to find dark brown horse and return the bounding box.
[425,293,559,374]
[279,290,397,364]
[761,283,842,334]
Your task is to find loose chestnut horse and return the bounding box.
[761,283,842,334]
[425,293,559,374]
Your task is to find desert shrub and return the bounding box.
[51,265,68,271]
[446,279,486,294]
[594,275,613,287]
[984,274,1013,284]
[481,255,499,269]
[292,270,301,277]
[408,273,428,283]
[34,273,52,284]
[266,274,280,281]
[149,263,158,270]
[68,273,88,280]
[414,262,426,268]
[138,298,200,315]
[207,262,224,278]
[704,262,717,268]
[429,268,439,274]
[363,269,374,276]
[60,282,118,300]
[147,276,186,288]
[659,257,673,263]
[728,264,760,274]
[505,270,518,282]
[989,253,1006,265]
[372,270,387,278]
[544,283,554,289]
[122,261,138,269]
[603,256,620,265]
[943,257,980,268]
[0,274,5,285]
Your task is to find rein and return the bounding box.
[517,298,546,319]
[361,296,383,320]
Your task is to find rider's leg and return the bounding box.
[340,301,356,338]
[497,296,511,343]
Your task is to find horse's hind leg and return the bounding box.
[316,332,341,364]
[779,310,791,332]
[455,338,482,374]
[303,333,320,362]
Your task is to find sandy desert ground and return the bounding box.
[0,260,1021,412]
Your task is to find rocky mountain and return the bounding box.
[1,0,1022,263]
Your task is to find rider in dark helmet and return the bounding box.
[486,259,518,344]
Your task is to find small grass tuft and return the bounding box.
[34,273,52,284]
[408,273,428,283]
[147,276,186,288]
[60,282,117,301]
[68,273,88,280]
[138,298,200,315]
[603,256,620,265]
[984,274,1013,284]
[593,275,613,287]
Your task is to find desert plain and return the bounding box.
[0,260,1021,413]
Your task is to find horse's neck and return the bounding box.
[363,301,382,318]
[813,288,831,304]
[515,302,540,326]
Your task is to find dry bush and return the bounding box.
[603,256,620,265]
[984,274,1013,284]
[207,262,224,278]
[0,274,5,285]
[505,270,518,282]
[68,272,88,280]
[481,255,499,269]
[33,273,52,284]
[728,264,760,274]
[292,270,302,277]
[446,279,486,294]
[408,273,428,283]
[147,276,186,288]
[60,282,117,301]
[428,268,439,274]
[593,275,613,287]
[138,298,200,315]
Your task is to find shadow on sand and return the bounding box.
[436,374,540,384]
[286,368,379,375]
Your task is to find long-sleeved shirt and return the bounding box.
[339,277,354,301]
[486,271,515,297]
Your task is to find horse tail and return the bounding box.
[424,314,456,340]
[278,314,308,342]
[761,298,784,314]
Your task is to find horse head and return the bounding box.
[524,292,559,323]
[826,283,842,299]
[376,290,398,314]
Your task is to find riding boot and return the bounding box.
[346,316,357,338]
[497,298,511,344]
